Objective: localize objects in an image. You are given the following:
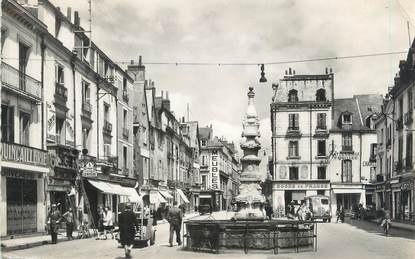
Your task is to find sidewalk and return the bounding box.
[1,230,95,252]
[1,212,200,252]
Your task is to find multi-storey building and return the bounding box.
[180,120,201,211]
[374,94,394,214]
[329,95,381,216]
[270,69,334,217]
[0,0,49,235]
[375,40,415,222]
[0,0,140,232]
[198,126,240,211]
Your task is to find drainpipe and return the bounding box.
[96,78,99,160]
[359,131,362,186]
[40,37,46,150]
[72,56,76,149]
[309,104,312,180]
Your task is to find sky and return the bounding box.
[52,0,415,152]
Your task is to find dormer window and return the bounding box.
[201,140,207,146]
[288,89,298,102]
[316,89,326,102]
[342,114,352,124]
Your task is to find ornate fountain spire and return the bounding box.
[234,87,266,220]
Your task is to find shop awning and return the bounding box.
[177,189,190,203]
[87,179,141,202]
[332,189,363,194]
[123,188,142,203]
[150,191,167,204]
[159,190,173,199]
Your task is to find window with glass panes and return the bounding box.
[342,133,352,151]
[289,167,299,180]
[317,140,326,156]
[288,141,299,157]
[318,167,326,179]
[288,113,299,130]
[342,160,352,182]
[317,113,326,129]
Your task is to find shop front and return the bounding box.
[374,183,385,210]
[47,145,79,215]
[331,184,365,216]
[0,142,49,236]
[81,165,140,226]
[176,188,190,209]
[272,180,331,217]
[393,179,414,222]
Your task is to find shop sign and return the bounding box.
[48,147,77,170]
[211,150,220,190]
[330,151,360,160]
[82,171,98,177]
[1,142,48,167]
[401,182,414,190]
[274,182,329,190]
[362,161,376,167]
[1,167,43,179]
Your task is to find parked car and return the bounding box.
[304,195,332,222]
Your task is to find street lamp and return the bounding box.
[259,64,267,83]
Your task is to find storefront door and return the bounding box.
[6,178,37,235]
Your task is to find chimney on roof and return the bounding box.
[74,11,80,26]
[288,68,292,75]
[182,117,185,123]
[139,56,142,66]
[325,67,328,74]
[329,68,333,74]
[292,69,295,75]
[67,7,72,22]
[130,60,134,65]
[166,91,169,100]
[285,70,288,75]
[161,90,164,99]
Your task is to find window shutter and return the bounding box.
[294,114,299,128]
[289,114,293,128]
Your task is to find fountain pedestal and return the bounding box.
[234,87,266,220]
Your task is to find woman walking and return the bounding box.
[103,206,114,239]
[119,204,138,258]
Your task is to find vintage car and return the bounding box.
[305,195,332,222]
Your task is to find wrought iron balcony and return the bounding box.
[82,100,92,115]
[103,120,113,134]
[54,83,68,103]
[122,128,129,140]
[1,62,41,101]
[404,111,413,125]
[122,90,129,103]
[396,116,404,130]
[342,145,353,152]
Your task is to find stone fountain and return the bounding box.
[183,87,317,254]
[234,87,266,220]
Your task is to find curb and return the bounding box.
[1,234,95,252]
[367,219,415,232]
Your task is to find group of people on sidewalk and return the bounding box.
[46,204,75,244]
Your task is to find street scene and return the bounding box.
[1,0,415,258]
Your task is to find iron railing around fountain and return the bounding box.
[182,219,317,255]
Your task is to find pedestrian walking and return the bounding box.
[119,204,138,258]
[167,201,183,247]
[96,206,105,240]
[103,206,114,239]
[336,205,345,223]
[62,208,74,239]
[47,204,62,244]
[265,201,273,220]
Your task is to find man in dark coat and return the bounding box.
[167,201,183,247]
[47,204,62,244]
[119,204,138,258]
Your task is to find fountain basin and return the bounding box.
[183,219,317,254]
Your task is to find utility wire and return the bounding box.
[1,50,408,66]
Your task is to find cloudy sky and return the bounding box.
[52,0,414,151]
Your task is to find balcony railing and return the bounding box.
[122,128,129,139]
[288,126,299,131]
[82,101,92,115]
[316,125,327,130]
[404,111,413,125]
[122,90,129,103]
[54,83,68,103]
[342,145,353,151]
[1,62,41,100]
[396,116,404,130]
[103,120,113,134]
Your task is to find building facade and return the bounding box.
[270,69,334,217]
[199,126,240,211]
[1,0,49,235]
[329,95,381,216]
[375,39,415,222]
